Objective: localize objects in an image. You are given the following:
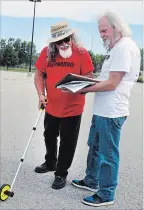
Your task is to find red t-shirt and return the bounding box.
[35,46,94,117]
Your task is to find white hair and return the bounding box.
[98,11,132,37]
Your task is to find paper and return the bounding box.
[55,73,98,93]
[56,80,96,93]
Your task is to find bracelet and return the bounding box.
[39,93,45,97]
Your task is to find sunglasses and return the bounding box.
[55,36,71,45]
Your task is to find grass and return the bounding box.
[0,67,36,73]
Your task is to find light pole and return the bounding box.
[28,0,41,77]
[91,35,94,52]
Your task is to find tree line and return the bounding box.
[0,38,38,70]
[0,38,143,72]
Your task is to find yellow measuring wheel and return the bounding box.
[0,184,13,201]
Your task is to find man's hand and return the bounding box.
[38,94,48,109]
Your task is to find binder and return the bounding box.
[55,73,98,93]
[55,73,97,87]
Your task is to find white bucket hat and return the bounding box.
[46,21,75,44]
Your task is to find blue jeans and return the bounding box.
[84,115,127,201]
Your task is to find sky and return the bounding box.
[1,1,143,54]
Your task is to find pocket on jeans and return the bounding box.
[112,117,127,129]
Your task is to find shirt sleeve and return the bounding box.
[80,49,95,75]
[110,47,131,73]
[35,47,48,73]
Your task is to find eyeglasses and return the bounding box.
[55,36,71,45]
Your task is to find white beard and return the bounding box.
[59,46,72,58]
[103,39,111,51]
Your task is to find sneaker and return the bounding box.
[71,179,98,192]
[82,194,114,207]
[52,176,66,190]
[34,162,56,173]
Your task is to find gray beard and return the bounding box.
[103,39,111,51]
[59,47,72,58]
[103,33,120,51]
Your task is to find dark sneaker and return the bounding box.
[82,194,114,207]
[52,176,66,190]
[71,179,98,192]
[34,162,56,173]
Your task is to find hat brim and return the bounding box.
[46,29,75,44]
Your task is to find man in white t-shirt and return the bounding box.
[71,11,141,207]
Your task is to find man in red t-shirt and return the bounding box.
[34,21,94,189]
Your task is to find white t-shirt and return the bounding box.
[93,37,141,118]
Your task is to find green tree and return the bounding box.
[140,48,143,71]
[88,50,97,72]
[0,39,6,65]
[13,38,21,53]
[3,45,19,69]
[18,41,28,65]
[8,37,15,46]
[88,50,105,72]
[26,41,37,65]
[95,54,105,71]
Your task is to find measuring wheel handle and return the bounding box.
[0,103,45,201]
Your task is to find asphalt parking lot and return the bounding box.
[0,71,143,210]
